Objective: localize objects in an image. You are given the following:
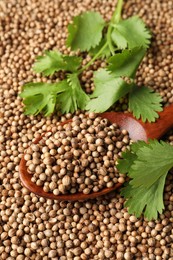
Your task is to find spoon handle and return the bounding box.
[144,104,173,139]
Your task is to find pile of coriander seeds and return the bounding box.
[0,0,173,259]
[25,113,130,195]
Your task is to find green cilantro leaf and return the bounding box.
[111,29,127,49]
[128,140,149,153]
[121,175,166,220]
[108,47,146,78]
[66,11,105,51]
[129,140,173,188]
[129,86,163,122]
[119,140,173,220]
[57,73,89,113]
[20,81,68,116]
[111,16,151,49]
[63,56,82,72]
[33,50,82,76]
[20,74,89,115]
[33,51,63,76]
[86,69,132,112]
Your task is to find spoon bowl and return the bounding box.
[19,104,173,200]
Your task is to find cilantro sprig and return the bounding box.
[117,140,173,220]
[20,0,162,122]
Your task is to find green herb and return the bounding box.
[20,82,67,116]
[117,140,173,220]
[20,75,89,115]
[64,73,89,113]
[129,86,163,122]
[66,11,105,51]
[111,16,151,49]
[20,0,162,122]
[33,51,82,75]
[107,47,146,78]
[85,69,132,112]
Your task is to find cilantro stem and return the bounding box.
[106,0,124,55]
[78,42,108,74]
[112,0,123,24]
[106,27,115,56]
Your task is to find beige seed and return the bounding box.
[62,176,71,186]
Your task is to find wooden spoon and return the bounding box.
[19,104,173,201]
